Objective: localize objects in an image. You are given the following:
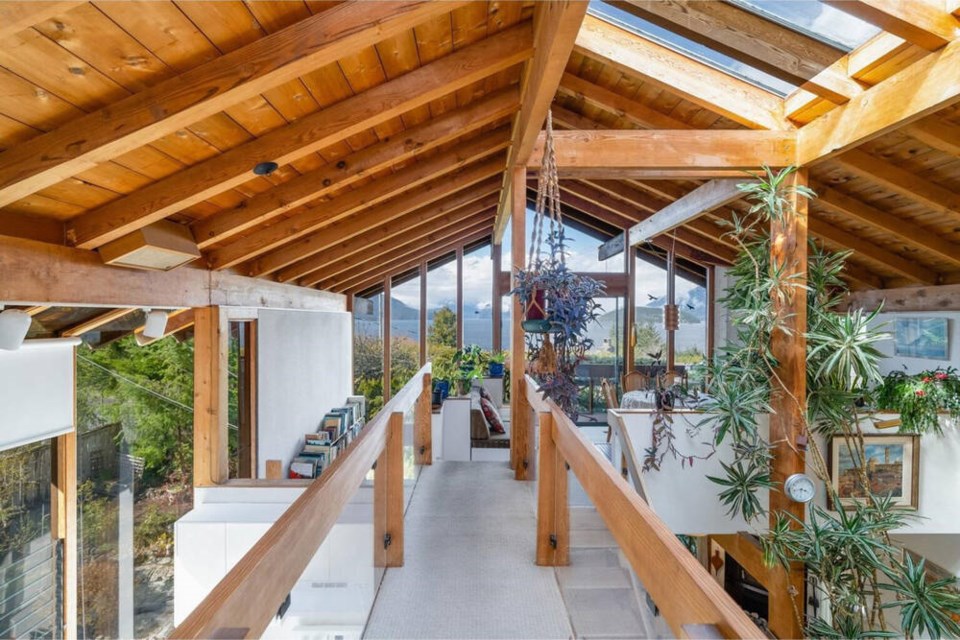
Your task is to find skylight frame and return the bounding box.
[728,0,882,53]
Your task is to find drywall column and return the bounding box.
[193,306,229,486]
[509,166,533,480]
[767,169,808,640]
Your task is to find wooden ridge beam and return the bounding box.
[493,0,588,242]
[61,308,138,338]
[301,206,498,288]
[0,235,344,310]
[834,150,960,220]
[0,2,465,209]
[797,36,960,164]
[66,22,534,250]
[611,0,856,104]
[823,0,960,51]
[191,88,519,249]
[844,283,960,311]
[575,14,789,130]
[232,149,507,276]
[624,179,745,248]
[814,184,960,268]
[335,225,494,294]
[556,72,691,129]
[286,192,500,285]
[527,130,796,177]
[207,133,508,272]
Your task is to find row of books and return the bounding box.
[289,396,366,479]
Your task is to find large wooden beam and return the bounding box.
[843,283,960,311]
[575,15,789,130]
[191,88,518,248]
[527,131,795,178]
[797,36,960,164]
[291,193,500,285]
[612,0,856,103]
[66,23,533,250]
[823,0,960,51]
[193,306,229,487]
[209,139,508,272]
[623,180,745,248]
[0,235,344,310]
[0,2,464,209]
[493,0,589,242]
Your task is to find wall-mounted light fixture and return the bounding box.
[0,306,31,351]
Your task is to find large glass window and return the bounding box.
[390,274,421,395]
[426,254,458,380]
[634,253,669,367]
[353,293,384,419]
[462,243,493,351]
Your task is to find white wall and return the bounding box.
[257,309,352,477]
[892,534,960,578]
[871,311,959,376]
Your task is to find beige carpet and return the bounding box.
[363,461,574,639]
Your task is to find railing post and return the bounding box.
[535,411,568,566]
[374,412,404,567]
[513,383,534,480]
[414,373,432,465]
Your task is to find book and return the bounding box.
[289,457,317,479]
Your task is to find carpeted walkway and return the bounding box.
[363,461,574,639]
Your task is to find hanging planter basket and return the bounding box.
[522,287,551,333]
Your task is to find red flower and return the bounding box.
[935,372,949,381]
[915,390,926,397]
[922,377,932,383]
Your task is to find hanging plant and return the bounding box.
[511,111,604,419]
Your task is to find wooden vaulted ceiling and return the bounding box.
[2,0,960,311]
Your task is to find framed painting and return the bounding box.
[828,434,919,510]
[894,317,949,360]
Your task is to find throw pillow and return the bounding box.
[478,385,494,405]
[480,397,505,434]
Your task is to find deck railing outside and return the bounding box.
[170,365,432,639]
[526,376,763,639]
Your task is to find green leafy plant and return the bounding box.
[873,368,960,435]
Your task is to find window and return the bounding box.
[353,293,385,419]
[390,273,421,394]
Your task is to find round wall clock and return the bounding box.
[784,473,816,503]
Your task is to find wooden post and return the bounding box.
[374,412,405,567]
[492,242,502,353]
[625,244,637,375]
[383,276,392,403]
[456,246,464,349]
[51,428,77,638]
[509,166,533,479]
[414,373,432,465]
[706,266,716,363]
[536,411,569,566]
[194,306,229,486]
[419,261,427,366]
[666,250,676,374]
[767,169,808,640]
[237,321,257,479]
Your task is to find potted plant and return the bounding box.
[487,351,506,378]
[872,367,960,434]
[453,364,483,396]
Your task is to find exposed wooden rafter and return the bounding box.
[844,283,960,311]
[823,0,960,51]
[0,2,466,209]
[60,308,138,338]
[493,0,589,242]
[65,23,534,250]
[556,72,691,130]
[574,14,789,130]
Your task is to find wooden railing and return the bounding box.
[170,366,432,640]
[526,376,763,640]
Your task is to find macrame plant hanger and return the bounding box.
[526,110,564,375]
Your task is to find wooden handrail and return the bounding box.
[171,364,431,639]
[524,374,551,413]
[529,379,763,639]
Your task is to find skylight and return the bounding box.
[731,0,882,52]
[588,1,795,97]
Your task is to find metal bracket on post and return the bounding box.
[383,532,393,550]
[549,534,558,549]
[419,445,426,455]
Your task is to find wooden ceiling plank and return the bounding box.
[0,2,83,40]
[612,0,856,104]
[625,179,746,247]
[331,225,493,293]
[66,23,534,250]
[574,14,789,130]
[208,141,507,274]
[807,216,939,284]
[822,0,960,51]
[492,0,589,242]
[60,307,138,338]
[835,150,960,220]
[0,1,466,209]
[298,204,498,286]
[797,34,960,163]
[815,184,960,268]
[526,130,796,176]
[243,170,502,279]
[191,87,519,248]
[844,283,960,311]
[280,191,500,283]
[556,72,692,129]
[901,117,960,157]
[0,235,343,310]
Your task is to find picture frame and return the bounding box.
[894,317,949,360]
[828,434,919,511]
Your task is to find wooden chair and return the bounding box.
[621,370,650,393]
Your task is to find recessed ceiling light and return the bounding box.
[253,161,279,176]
